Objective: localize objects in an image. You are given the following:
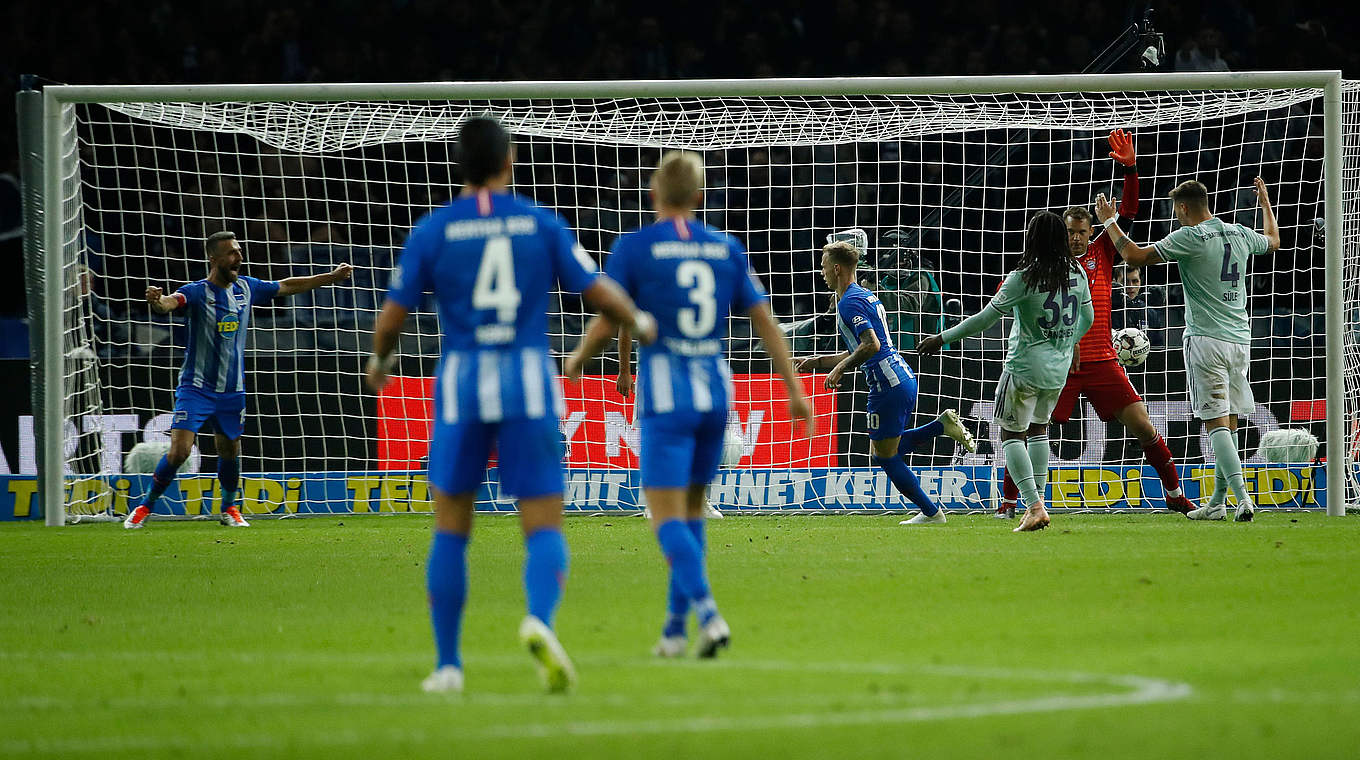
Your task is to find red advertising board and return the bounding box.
[376,374,837,470]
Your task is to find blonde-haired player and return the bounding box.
[567,150,812,657]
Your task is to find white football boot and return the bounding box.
[704,503,725,519]
[1233,502,1256,523]
[652,635,687,658]
[519,615,576,693]
[695,615,731,659]
[899,509,947,525]
[1187,503,1228,521]
[420,665,464,694]
[938,409,977,454]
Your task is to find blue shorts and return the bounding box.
[427,416,564,500]
[171,387,246,440]
[639,409,728,490]
[865,374,919,441]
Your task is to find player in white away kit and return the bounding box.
[366,117,654,694]
[566,151,812,658]
[1096,177,1280,521]
[919,211,1094,532]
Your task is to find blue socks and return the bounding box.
[142,455,181,510]
[427,531,469,669]
[874,454,939,515]
[218,456,240,510]
[663,519,707,637]
[897,419,945,456]
[427,527,568,671]
[524,527,568,627]
[656,519,718,626]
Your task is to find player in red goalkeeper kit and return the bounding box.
[998,130,1192,517]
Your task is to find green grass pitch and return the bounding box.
[2,513,1359,759]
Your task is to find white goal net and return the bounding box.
[33,76,1360,519]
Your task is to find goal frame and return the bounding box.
[33,70,1349,524]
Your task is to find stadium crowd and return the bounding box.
[0,0,1353,360]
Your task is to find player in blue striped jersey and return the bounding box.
[565,151,813,659]
[123,231,352,531]
[365,116,654,694]
[796,240,976,524]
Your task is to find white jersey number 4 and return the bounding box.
[472,236,522,326]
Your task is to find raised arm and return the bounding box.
[748,302,814,436]
[1108,128,1140,228]
[278,263,353,297]
[1254,176,1281,251]
[145,286,181,315]
[1095,193,1161,268]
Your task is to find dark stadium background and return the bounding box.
[0,0,1355,475]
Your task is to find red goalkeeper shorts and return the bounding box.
[1051,359,1142,424]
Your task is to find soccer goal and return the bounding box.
[20,72,1359,523]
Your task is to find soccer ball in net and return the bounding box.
[1112,327,1151,367]
[721,427,746,466]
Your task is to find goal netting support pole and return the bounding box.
[26,71,1358,522]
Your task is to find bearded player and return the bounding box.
[125,232,352,529]
[997,129,1192,518]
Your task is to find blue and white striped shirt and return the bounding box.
[173,275,280,393]
[607,217,767,419]
[388,189,599,424]
[836,283,915,395]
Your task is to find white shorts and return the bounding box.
[1184,335,1254,420]
[993,371,1062,433]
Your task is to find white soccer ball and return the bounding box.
[1112,327,1151,367]
[721,427,746,466]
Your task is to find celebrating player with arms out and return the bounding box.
[366,116,654,694]
[919,211,1094,532]
[566,151,812,658]
[1096,176,1279,521]
[124,232,352,530]
[998,129,1193,518]
[797,239,976,526]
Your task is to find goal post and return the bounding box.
[27,71,1355,523]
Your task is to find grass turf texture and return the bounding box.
[2,513,1358,759]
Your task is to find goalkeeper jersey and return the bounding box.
[606,216,767,419]
[388,189,600,422]
[172,275,280,393]
[1077,168,1139,364]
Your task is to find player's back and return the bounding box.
[835,283,913,395]
[996,267,1093,389]
[1153,217,1270,345]
[607,217,766,418]
[388,189,598,422]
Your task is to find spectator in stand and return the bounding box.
[1174,26,1231,72]
[1111,264,1165,345]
